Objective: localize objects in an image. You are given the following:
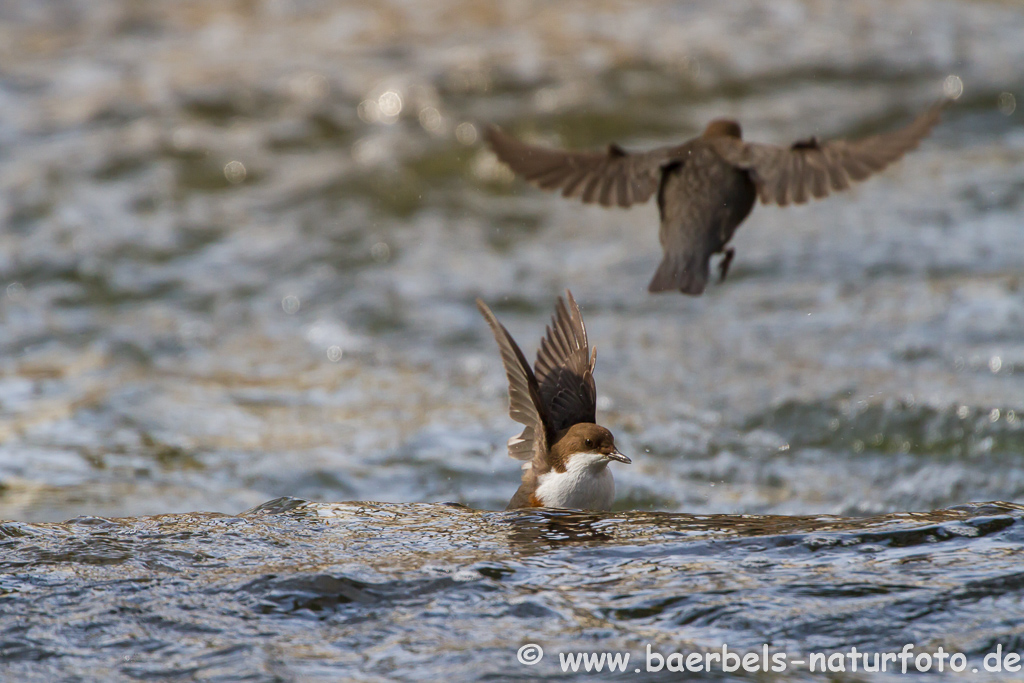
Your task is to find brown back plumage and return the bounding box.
[702,119,743,139]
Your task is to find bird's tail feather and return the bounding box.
[648,254,708,295]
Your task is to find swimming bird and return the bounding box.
[485,101,947,295]
[477,291,630,510]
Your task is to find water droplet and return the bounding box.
[357,99,379,123]
[224,160,246,184]
[6,282,25,299]
[852,440,864,453]
[327,345,343,362]
[998,92,1016,116]
[990,409,1001,422]
[370,242,391,263]
[989,356,1002,373]
[419,106,442,132]
[455,122,478,145]
[957,405,970,419]
[943,74,964,100]
[282,295,301,314]
[1007,410,1017,424]
[378,90,403,119]
[294,72,328,101]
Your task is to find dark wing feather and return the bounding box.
[710,100,947,207]
[476,300,550,469]
[484,125,683,208]
[533,291,597,432]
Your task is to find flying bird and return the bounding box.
[485,101,947,295]
[477,291,630,510]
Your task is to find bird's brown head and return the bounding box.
[702,119,743,139]
[549,423,630,471]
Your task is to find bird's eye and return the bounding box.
[585,439,593,448]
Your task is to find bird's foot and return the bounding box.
[718,248,735,282]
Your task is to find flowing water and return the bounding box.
[1,0,1023,680]
[3,500,1024,681]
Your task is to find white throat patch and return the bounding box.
[533,452,616,510]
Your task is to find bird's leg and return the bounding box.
[718,247,735,282]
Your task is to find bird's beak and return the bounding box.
[605,448,631,464]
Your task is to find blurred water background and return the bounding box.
[1,0,1024,680]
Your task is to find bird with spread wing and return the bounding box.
[485,100,948,295]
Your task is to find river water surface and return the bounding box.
[1,0,1023,680]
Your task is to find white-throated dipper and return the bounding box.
[477,291,629,510]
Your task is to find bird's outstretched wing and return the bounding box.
[476,299,550,468]
[533,291,597,433]
[710,100,947,206]
[485,125,684,208]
